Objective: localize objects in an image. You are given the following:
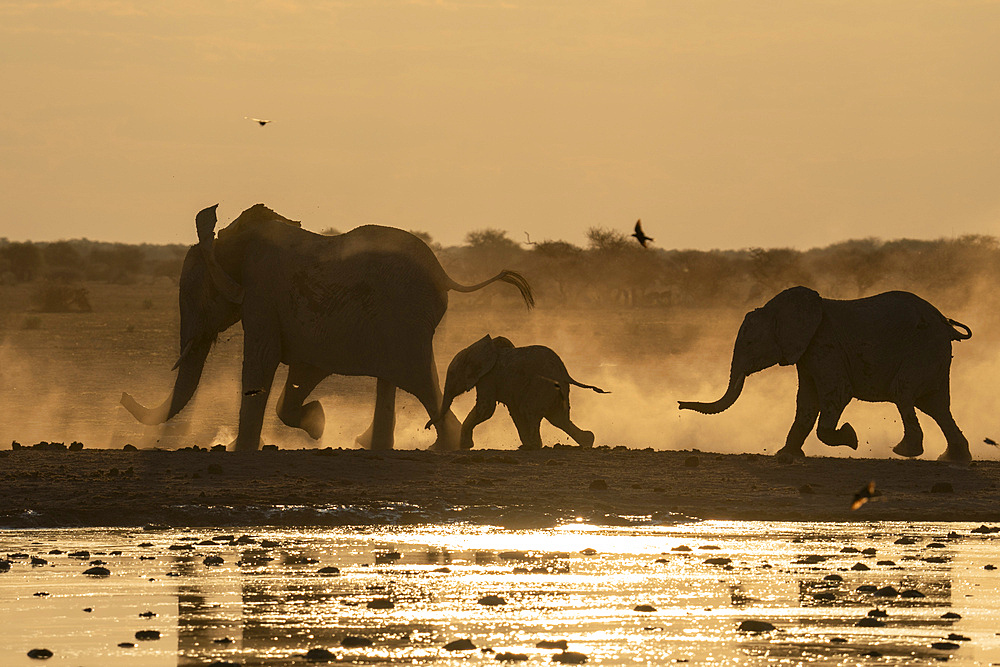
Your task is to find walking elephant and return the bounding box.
[426,335,608,449]
[678,286,972,462]
[121,204,533,451]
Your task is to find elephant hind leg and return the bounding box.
[356,378,397,450]
[511,410,544,450]
[891,403,924,458]
[276,364,327,440]
[407,355,461,451]
[544,405,594,448]
[916,389,971,463]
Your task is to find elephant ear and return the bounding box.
[195,204,244,305]
[767,286,822,366]
[461,335,500,384]
[491,336,515,351]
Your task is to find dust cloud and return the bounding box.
[0,234,998,459]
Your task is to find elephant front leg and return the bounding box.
[459,397,496,450]
[891,403,924,458]
[776,368,819,460]
[545,403,595,448]
[356,378,396,450]
[815,390,857,450]
[235,339,280,452]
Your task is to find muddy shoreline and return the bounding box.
[1,447,998,528]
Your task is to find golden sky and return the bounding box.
[2,0,998,249]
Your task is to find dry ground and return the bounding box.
[1,447,998,528]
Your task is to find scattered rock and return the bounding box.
[931,642,960,650]
[737,620,775,633]
[367,598,394,609]
[947,633,971,641]
[552,651,588,664]
[941,612,961,619]
[855,617,885,627]
[478,595,506,606]
[203,555,224,566]
[117,642,134,648]
[135,630,160,641]
[894,537,917,545]
[867,609,888,618]
[122,444,137,451]
[704,557,732,566]
[318,566,340,575]
[138,611,156,618]
[83,566,110,576]
[672,545,691,552]
[900,589,925,598]
[580,548,597,556]
[303,647,337,661]
[874,586,899,597]
[27,648,53,659]
[823,574,843,582]
[851,563,870,571]
[633,604,657,612]
[444,638,476,651]
[496,652,529,661]
[340,636,373,648]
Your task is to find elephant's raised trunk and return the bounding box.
[121,341,211,425]
[678,371,746,415]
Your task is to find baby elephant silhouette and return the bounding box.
[427,335,608,449]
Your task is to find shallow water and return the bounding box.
[1,521,999,666]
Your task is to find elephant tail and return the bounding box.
[947,318,972,341]
[569,378,610,394]
[448,270,535,308]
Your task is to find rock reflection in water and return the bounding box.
[0,522,999,665]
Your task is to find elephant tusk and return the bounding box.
[171,340,195,371]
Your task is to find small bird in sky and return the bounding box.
[245,117,272,126]
[631,219,653,248]
[850,480,877,510]
[985,437,998,447]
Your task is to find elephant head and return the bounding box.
[120,205,245,425]
[678,286,823,414]
[425,335,514,428]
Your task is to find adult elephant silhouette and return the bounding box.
[121,204,534,451]
[678,286,972,462]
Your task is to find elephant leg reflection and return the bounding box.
[916,388,971,462]
[459,398,496,450]
[891,403,924,458]
[356,379,396,450]
[815,393,857,449]
[236,340,280,451]
[275,364,326,440]
[777,370,819,458]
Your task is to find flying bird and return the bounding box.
[631,219,653,248]
[850,480,877,511]
[985,437,999,447]
[245,117,272,126]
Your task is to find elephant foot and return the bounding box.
[517,442,542,451]
[300,401,325,440]
[774,446,805,463]
[938,445,972,465]
[355,425,394,451]
[892,436,924,458]
[229,435,266,452]
[574,431,595,448]
[430,412,463,451]
[818,423,858,449]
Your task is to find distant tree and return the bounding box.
[42,241,83,269]
[318,227,340,236]
[585,227,630,253]
[0,242,42,282]
[408,230,439,250]
[465,228,519,250]
[88,245,144,284]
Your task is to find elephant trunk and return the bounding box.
[121,341,211,425]
[678,370,747,415]
[425,378,462,430]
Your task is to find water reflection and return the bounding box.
[0,522,998,665]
